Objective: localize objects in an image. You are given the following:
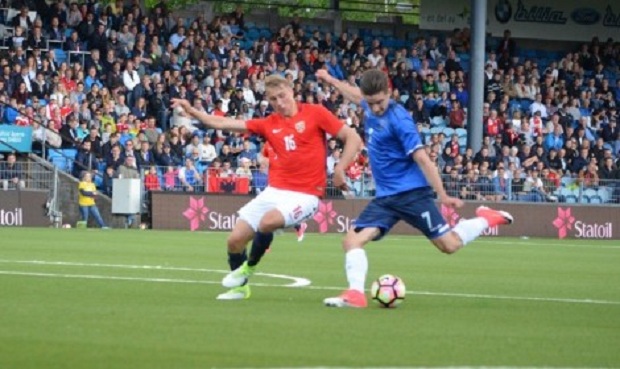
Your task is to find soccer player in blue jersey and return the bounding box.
[316,69,514,308]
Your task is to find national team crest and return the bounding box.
[295,121,306,133]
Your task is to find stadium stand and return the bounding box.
[0,1,618,204]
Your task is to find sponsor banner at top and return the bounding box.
[420,0,619,42]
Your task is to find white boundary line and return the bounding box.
[224,367,617,369]
[0,259,311,287]
[1,259,619,306]
[225,367,617,369]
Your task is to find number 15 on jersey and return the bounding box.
[284,134,296,151]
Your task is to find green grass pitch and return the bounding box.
[1,228,619,369]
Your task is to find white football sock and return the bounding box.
[345,248,368,293]
[452,217,489,245]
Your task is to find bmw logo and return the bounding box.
[495,0,512,24]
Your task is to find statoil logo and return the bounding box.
[312,200,355,233]
[552,207,613,239]
[182,196,239,231]
[0,208,23,226]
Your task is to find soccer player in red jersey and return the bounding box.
[171,74,362,300]
[261,142,308,242]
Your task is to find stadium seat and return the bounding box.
[442,127,455,137]
[558,187,572,199]
[430,117,446,127]
[560,177,575,187]
[520,99,532,112]
[455,128,467,138]
[588,195,602,204]
[565,195,578,203]
[583,188,597,200]
[51,156,71,172]
[597,187,613,203]
[61,149,77,159]
[430,127,442,135]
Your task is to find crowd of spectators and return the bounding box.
[0,0,619,202]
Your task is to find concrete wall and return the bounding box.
[26,156,130,229]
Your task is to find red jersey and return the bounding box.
[246,103,343,197]
[487,117,501,137]
[261,142,275,159]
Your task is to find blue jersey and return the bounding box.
[361,99,429,197]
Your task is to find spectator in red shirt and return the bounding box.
[144,166,161,191]
[486,109,501,137]
[449,99,465,128]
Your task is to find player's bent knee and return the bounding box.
[226,233,247,252]
[432,233,462,254]
[342,228,375,251]
[227,221,255,252]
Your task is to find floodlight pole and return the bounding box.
[467,0,487,154]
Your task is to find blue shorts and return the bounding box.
[354,187,450,240]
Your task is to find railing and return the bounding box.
[0,159,58,190]
[115,165,620,205]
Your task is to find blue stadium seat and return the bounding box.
[61,149,77,159]
[442,127,455,137]
[259,28,272,38]
[597,187,613,203]
[430,116,446,127]
[588,195,602,204]
[455,128,467,138]
[583,188,597,200]
[54,49,67,65]
[560,177,575,187]
[565,195,578,203]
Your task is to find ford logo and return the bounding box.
[571,8,601,25]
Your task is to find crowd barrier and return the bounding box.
[150,192,620,240]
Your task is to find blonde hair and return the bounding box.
[264,74,292,90]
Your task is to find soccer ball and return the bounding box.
[370,274,406,308]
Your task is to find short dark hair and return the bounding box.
[359,69,389,96]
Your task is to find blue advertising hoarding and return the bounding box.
[0,125,33,153]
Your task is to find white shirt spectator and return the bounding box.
[367,53,382,67]
[123,69,140,91]
[201,143,217,162]
[529,101,548,119]
[326,154,340,175]
[220,97,231,114]
[169,33,185,49]
[242,87,256,107]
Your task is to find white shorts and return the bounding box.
[238,186,319,231]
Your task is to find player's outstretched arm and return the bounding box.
[316,69,363,105]
[412,149,464,208]
[331,125,363,191]
[170,98,248,133]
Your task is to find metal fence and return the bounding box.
[1,160,58,190]
[128,165,620,205]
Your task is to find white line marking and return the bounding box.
[0,259,311,287]
[226,367,617,369]
[1,260,619,306]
